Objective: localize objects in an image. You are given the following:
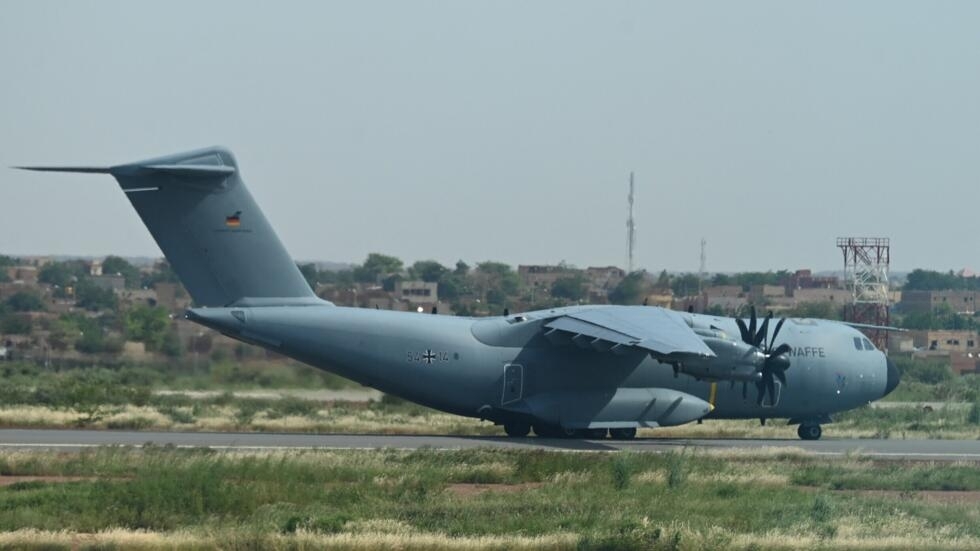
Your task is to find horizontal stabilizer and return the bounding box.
[15,166,111,174]
[16,163,235,180]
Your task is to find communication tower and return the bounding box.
[837,237,891,349]
[626,172,636,273]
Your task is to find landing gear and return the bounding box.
[798,424,822,441]
[609,427,637,440]
[584,428,608,439]
[503,421,531,437]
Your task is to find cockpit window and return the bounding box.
[863,338,875,351]
[853,337,863,351]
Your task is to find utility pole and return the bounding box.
[626,172,636,274]
[699,238,707,295]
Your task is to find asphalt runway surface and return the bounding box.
[1,429,979,460]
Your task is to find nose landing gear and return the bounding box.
[798,423,822,440]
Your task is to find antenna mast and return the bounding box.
[626,172,636,273]
[699,238,707,294]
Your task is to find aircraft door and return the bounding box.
[502,363,523,405]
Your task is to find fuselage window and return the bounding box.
[853,337,863,351]
[863,338,875,351]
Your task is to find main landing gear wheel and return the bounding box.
[584,428,608,439]
[504,421,531,437]
[798,424,822,441]
[608,428,637,440]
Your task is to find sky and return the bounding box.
[1,1,978,273]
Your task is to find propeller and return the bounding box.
[735,307,792,406]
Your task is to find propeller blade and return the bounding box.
[770,317,787,348]
[774,369,787,386]
[755,313,771,348]
[748,306,757,342]
[766,377,776,406]
[742,381,748,399]
[755,379,765,405]
[736,318,751,344]
[771,343,792,358]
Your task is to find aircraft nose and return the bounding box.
[883,357,900,397]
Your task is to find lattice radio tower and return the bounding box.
[837,237,891,349]
[626,172,636,273]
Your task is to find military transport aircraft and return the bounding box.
[17,147,899,440]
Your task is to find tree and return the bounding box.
[0,256,13,283]
[609,271,648,305]
[5,292,44,312]
[353,253,403,283]
[410,260,449,283]
[0,313,31,335]
[124,304,171,351]
[101,256,140,289]
[454,260,470,276]
[710,273,733,286]
[670,273,702,298]
[475,262,520,296]
[74,280,117,311]
[38,260,88,288]
[142,260,179,288]
[904,269,980,291]
[551,275,587,301]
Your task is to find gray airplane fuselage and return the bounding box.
[189,302,892,427]
[20,146,898,438]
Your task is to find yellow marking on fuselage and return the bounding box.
[709,382,718,408]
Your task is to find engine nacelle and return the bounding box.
[673,333,764,382]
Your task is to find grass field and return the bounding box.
[1,359,980,439]
[0,447,977,549]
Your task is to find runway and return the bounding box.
[1,429,979,460]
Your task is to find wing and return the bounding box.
[542,306,714,358]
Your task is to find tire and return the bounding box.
[584,428,608,439]
[504,421,531,437]
[798,424,822,441]
[608,427,637,440]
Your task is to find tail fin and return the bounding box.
[18,147,319,308]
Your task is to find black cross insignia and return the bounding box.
[422,349,436,364]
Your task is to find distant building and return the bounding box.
[584,266,625,291]
[11,266,38,285]
[394,281,438,304]
[749,284,786,303]
[89,260,103,277]
[910,329,979,353]
[518,265,576,290]
[789,269,839,290]
[792,288,853,304]
[901,290,977,315]
[704,285,743,298]
[90,275,126,292]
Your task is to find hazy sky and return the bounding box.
[2,2,978,273]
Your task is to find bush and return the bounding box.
[611,456,632,490]
[894,357,952,385]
